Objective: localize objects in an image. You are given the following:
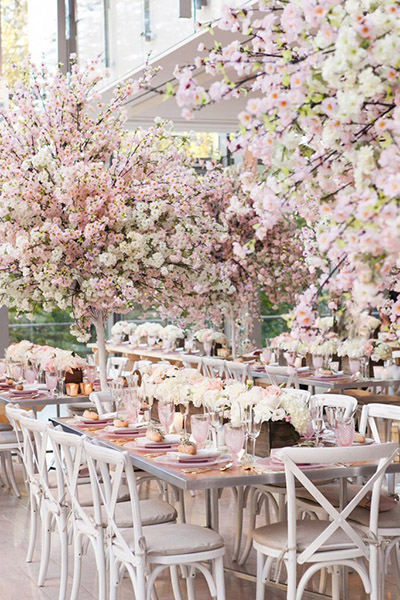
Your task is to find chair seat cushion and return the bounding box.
[344,390,400,405]
[296,483,397,512]
[121,523,224,556]
[59,482,130,507]
[0,430,20,445]
[253,520,365,552]
[349,502,400,529]
[84,499,177,528]
[0,424,13,432]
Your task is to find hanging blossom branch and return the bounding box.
[164,0,400,339]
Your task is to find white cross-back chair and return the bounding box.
[352,403,400,598]
[252,443,399,600]
[181,354,203,371]
[18,413,71,600]
[310,394,358,418]
[107,356,129,379]
[225,361,251,383]
[89,390,114,416]
[264,365,299,388]
[2,403,25,497]
[48,427,178,600]
[202,357,226,379]
[237,387,311,566]
[83,438,226,600]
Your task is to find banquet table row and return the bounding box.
[88,340,400,395]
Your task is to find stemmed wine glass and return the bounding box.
[122,388,140,422]
[45,369,58,399]
[178,390,190,439]
[225,422,245,465]
[110,379,124,414]
[158,399,175,435]
[311,415,325,447]
[24,363,37,385]
[247,407,261,464]
[208,408,224,448]
[191,414,210,449]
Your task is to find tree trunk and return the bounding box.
[230,305,237,360]
[92,313,108,391]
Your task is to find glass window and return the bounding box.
[76,0,105,66]
[27,0,57,69]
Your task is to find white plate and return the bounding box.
[154,454,230,468]
[104,424,145,433]
[135,434,181,447]
[167,448,221,461]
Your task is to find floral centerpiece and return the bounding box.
[194,328,228,346]
[371,341,393,363]
[5,340,34,363]
[5,340,86,375]
[338,339,374,360]
[309,336,338,358]
[135,322,164,345]
[111,321,137,342]
[161,325,184,349]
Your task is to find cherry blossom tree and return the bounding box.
[0,60,228,388]
[171,0,400,339]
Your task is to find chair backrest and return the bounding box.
[181,355,203,371]
[132,360,154,375]
[107,356,128,379]
[83,439,144,560]
[264,365,299,388]
[202,357,226,379]
[89,390,114,416]
[225,361,251,383]
[47,427,90,522]
[359,403,400,443]
[280,443,398,565]
[284,388,311,403]
[19,413,64,504]
[311,394,357,418]
[5,403,26,453]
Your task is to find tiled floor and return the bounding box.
[0,408,398,599]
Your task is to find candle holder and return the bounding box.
[66,383,79,397]
[80,382,93,396]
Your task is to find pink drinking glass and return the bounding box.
[335,418,355,447]
[224,422,245,465]
[0,359,7,377]
[191,414,210,449]
[158,399,175,434]
[45,370,58,399]
[84,365,97,384]
[122,389,140,422]
[24,364,37,385]
[10,362,23,382]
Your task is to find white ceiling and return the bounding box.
[99,27,248,133]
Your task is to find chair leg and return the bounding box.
[58,522,69,600]
[170,566,184,600]
[26,493,39,563]
[214,556,226,600]
[186,567,196,600]
[5,452,20,497]
[256,551,265,600]
[110,555,119,600]
[239,488,259,565]
[94,534,107,600]
[70,532,84,600]
[0,452,11,489]
[38,510,52,587]
[232,486,244,561]
[331,566,340,600]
